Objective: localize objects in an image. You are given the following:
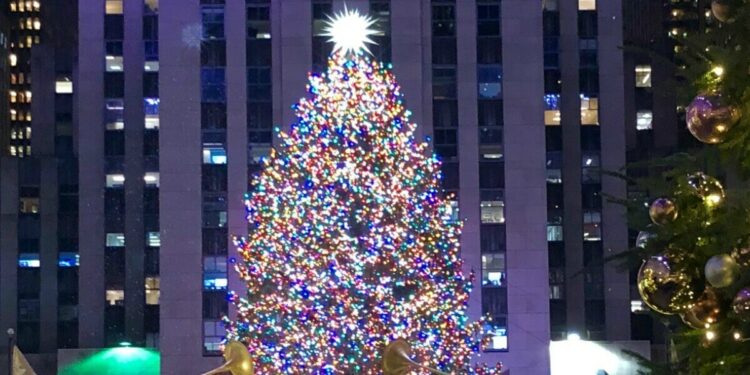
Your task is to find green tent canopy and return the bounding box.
[59,347,160,375]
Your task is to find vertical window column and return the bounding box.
[431,1,458,192]
[311,0,332,73]
[369,0,391,63]
[200,0,228,355]
[247,0,272,174]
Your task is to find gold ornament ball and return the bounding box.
[733,287,750,321]
[686,172,725,207]
[681,288,722,329]
[382,340,414,375]
[705,254,740,288]
[649,198,678,225]
[637,255,699,315]
[685,95,740,144]
[711,0,732,22]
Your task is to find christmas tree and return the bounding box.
[226,9,501,375]
[617,1,750,373]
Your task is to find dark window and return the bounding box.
[143,15,158,40]
[247,102,272,129]
[482,287,507,316]
[104,15,124,40]
[202,165,228,192]
[477,3,501,36]
[144,130,159,156]
[432,5,455,36]
[201,103,227,129]
[441,162,459,190]
[203,291,228,318]
[202,5,225,39]
[479,162,504,189]
[144,188,159,214]
[433,100,458,128]
[480,224,505,252]
[246,39,271,66]
[579,68,599,95]
[432,68,457,99]
[201,68,226,102]
[203,228,228,255]
[105,248,125,288]
[105,131,124,156]
[247,67,271,101]
[578,11,598,38]
[580,126,601,151]
[432,38,457,65]
[143,72,159,97]
[544,69,561,94]
[477,37,502,64]
[104,73,124,98]
[201,40,226,66]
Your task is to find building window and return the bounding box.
[583,211,602,241]
[106,233,125,247]
[544,94,561,126]
[144,172,160,187]
[444,199,460,223]
[478,65,502,99]
[637,110,653,131]
[202,5,225,40]
[144,61,159,72]
[580,95,599,125]
[147,231,160,247]
[55,78,73,94]
[543,0,558,11]
[106,174,125,188]
[483,319,508,351]
[106,0,123,14]
[106,289,124,305]
[247,1,271,39]
[144,98,160,129]
[547,225,563,242]
[19,197,39,214]
[201,68,226,102]
[58,253,80,267]
[204,256,228,290]
[105,55,123,72]
[480,200,504,224]
[203,320,224,353]
[202,147,227,164]
[105,99,125,130]
[482,253,505,287]
[145,277,160,305]
[635,65,652,88]
[18,253,40,268]
[578,0,596,10]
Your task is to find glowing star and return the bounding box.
[323,7,380,55]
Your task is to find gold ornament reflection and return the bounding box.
[201,341,254,375]
[382,339,449,375]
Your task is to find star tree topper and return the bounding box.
[323,7,380,55]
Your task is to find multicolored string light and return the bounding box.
[226,48,501,374]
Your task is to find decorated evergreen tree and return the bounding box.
[225,9,501,375]
[618,1,750,373]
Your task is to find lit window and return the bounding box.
[583,211,601,241]
[106,0,123,14]
[483,320,508,351]
[203,320,224,353]
[106,289,124,305]
[444,200,460,223]
[482,253,505,287]
[480,201,505,224]
[106,174,125,188]
[636,110,653,131]
[9,90,17,103]
[144,0,159,13]
[58,252,80,267]
[249,145,271,164]
[9,53,17,66]
[547,169,562,184]
[544,94,561,126]
[550,284,564,299]
[631,300,645,313]
[144,98,159,129]
[55,78,73,94]
[147,231,160,247]
[105,99,124,130]
[106,233,125,247]
[33,18,40,30]
[203,147,227,164]
[635,65,652,88]
[479,144,503,160]
[144,61,159,72]
[578,0,596,10]
[18,253,40,268]
[547,225,563,242]
[19,197,39,213]
[145,277,160,305]
[144,172,160,187]
[106,55,123,72]
[204,256,228,290]
[580,95,599,125]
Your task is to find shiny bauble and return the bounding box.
[685,95,740,144]
[637,255,699,315]
[711,0,733,22]
[705,254,740,288]
[649,198,678,225]
[681,288,722,329]
[686,172,725,207]
[635,231,656,249]
[733,287,750,321]
[201,341,254,375]
[731,247,750,267]
[382,340,414,375]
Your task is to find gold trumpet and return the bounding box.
[382,339,449,375]
[201,341,254,375]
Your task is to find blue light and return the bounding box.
[58,252,80,267]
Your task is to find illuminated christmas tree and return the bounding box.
[227,9,501,375]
